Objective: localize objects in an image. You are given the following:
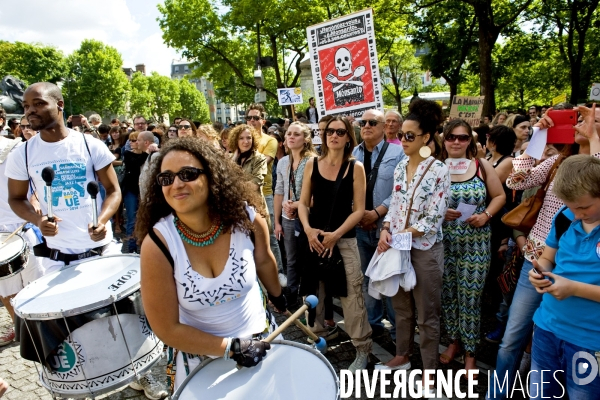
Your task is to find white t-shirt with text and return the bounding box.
[5,129,115,251]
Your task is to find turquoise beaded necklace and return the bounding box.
[174,216,223,247]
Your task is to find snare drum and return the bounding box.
[173,340,340,400]
[0,231,29,280]
[13,255,163,399]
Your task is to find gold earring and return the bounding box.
[419,144,432,158]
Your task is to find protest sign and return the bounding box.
[590,83,600,101]
[306,9,384,118]
[552,93,567,105]
[449,96,485,127]
[308,123,322,145]
[278,88,303,105]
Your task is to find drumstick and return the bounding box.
[0,222,26,246]
[264,295,318,343]
[284,310,327,353]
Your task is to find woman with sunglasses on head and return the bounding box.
[228,125,268,194]
[438,119,505,378]
[376,99,450,396]
[135,138,285,393]
[121,131,149,253]
[297,116,372,373]
[177,119,197,138]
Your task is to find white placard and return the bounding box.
[456,202,477,222]
[590,83,600,101]
[277,88,303,105]
[525,127,548,160]
[445,158,472,175]
[391,232,412,250]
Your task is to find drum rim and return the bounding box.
[0,231,27,265]
[14,254,141,320]
[172,339,341,400]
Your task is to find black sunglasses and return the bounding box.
[178,125,192,130]
[400,132,425,142]
[358,120,381,127]
[168,129,177,133]
[444,133,471,143]
[156,167,205,186]
[325,128,348,137]
[245,115,261,121]
[20,124,32,130]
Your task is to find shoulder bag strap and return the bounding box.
[543,155,564,192]
[81,132,98,180]
[324,160,351,231]
[148,229,174,269]
[404,158,436,230]
[24,141,38,197]
[289,158,298,201]
[365,141,389,204]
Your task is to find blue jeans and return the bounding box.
[124,190,139,252]
[264,195,283,274]
[356,227,396,339]
[487,258,542,399]
[282,218,299,295]
[530,327,600,399]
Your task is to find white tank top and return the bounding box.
[153,206,265,338]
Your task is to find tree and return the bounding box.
[380,40,422,113]
[0,41,67,85]
[410,1,477,104]
[537,0,600,103]
[177,78,210,122]
[64,40,130,116]
[129,72,153,117]
[147,72,180,122]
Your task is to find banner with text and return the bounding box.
[449,96,485,127]
[306,9,384,119]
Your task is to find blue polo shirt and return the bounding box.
[534,208,600,350]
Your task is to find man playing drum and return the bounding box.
[5,82,123,273]
[0,119,45,346]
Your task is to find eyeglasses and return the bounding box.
[245,115,261,122]
[358,120,381,127]
[20,124,32,130]
[130,139,138,143]
[134,122,146,126]
[325,128,348,137]
[400,132,424,142]
[444,133,471,143]
[178,125,192,130]
[156,167,205,186]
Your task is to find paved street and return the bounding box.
[0,298,493,399]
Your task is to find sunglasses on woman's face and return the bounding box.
[156,167,205,186]
[168,129,177,133]
[178,125,192,130]
[400,132,424,142]
[325,128,348,137]
[444,133,471,143]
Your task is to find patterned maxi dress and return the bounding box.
[442,167,491,354]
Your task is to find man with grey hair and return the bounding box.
[384,110,403,144]
[88,113,102,129]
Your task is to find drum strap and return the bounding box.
[149,229,174,269]
[32,238,109,265]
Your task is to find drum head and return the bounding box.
[14,255,140,319]
[0,232,26,263]
[173,340,339,400]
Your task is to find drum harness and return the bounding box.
[24,132,108,265]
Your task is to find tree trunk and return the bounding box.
[474,5,499,116]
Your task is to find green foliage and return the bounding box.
[380,40,422,114]
[177,78,210,123]
[64,39,130,116]
[129,72,153,117]
[0,41,67,85]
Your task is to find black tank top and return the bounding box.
[309,158,356,238]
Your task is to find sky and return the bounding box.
[0,0,180,77]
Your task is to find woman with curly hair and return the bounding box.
[376,99,450,396]
[135,137,286,392]
[177,118,197,138]
[196,124,221,149]
[228,124,268,193]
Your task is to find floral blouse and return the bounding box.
[384,156,451,250]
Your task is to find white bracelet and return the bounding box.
[223,337,233,360]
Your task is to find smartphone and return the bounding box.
[71,115,82,127]
[531,266,551,281]
[547,109,577,144]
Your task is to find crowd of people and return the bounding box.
[0,81,599,399]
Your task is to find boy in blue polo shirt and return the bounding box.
[529,154,600,399]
